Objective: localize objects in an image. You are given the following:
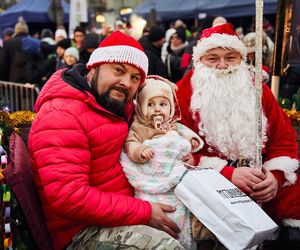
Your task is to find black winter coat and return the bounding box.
[0,33,44,83]
[140,37,168,78]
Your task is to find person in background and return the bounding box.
[31,29,40,39]
[98,23,111,43]
[263,18,275,41]
[165,28,188,82]
[40,29,56,60]
[139,26,168,78]
[63,47,79,69]
[181,26,201,74]
[55,38,71,70]
[0,27,14,48]
[138,26,150,47]
[79,33,99,64]
[0,17,43,83]
[243,32,271,84]
[115,20,125,31]
[29,30,184,250]
[235,26,244,40]
[174,19,191,40]
[161,28,176,64]
[2,27,14,41]
[72,26,85,49]
[176,23,299,248]
[55,27,68,43]
[38,29,57,87]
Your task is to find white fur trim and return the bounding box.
[282,219,300,229]
[264,156,299,185]
[191,139,204,153]
[198,156,228,172]
[177,123,204,153]
[87,45,148,77]
[193,33,247,64]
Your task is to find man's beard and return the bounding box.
[191,61,268,161]
[90,70,128,120]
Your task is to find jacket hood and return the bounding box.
[34,65,92,112]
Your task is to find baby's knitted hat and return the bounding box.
[138,76,177,118]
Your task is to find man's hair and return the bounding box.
[73,26,85,34]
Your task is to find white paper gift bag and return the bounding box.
[174,169,278,250]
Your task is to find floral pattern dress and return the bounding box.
[120,130,196,249]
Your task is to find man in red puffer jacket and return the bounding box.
[29,31,183,250]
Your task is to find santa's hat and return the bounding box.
[87,31,148,82]
[193,23,247,64]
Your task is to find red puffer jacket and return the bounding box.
[28,67,152,250]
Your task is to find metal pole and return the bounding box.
[271,75,280,98]
[271,0,291,99]
[255,0,264,170]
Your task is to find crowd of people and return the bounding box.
[0,17,98,87]
[1,15,299,100]
[0,15,299,250]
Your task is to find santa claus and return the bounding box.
[176,23,300,229]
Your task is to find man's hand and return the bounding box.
[181,153,195,166]
[141,148,154,160]
[148,202,181,239]
[250,168,279,203]
[231,167,266,194]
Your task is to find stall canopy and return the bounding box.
[0,0,69,31]
[201,0,277,18]
[133,0,277,20]
[133,0,202,20]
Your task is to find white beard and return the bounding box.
[191,61,268,162]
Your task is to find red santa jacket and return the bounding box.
[176,70,299,186]
[28,67,151,250]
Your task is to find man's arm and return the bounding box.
[29,110,152,226]
[262,84,299,184]
[125,124,152,163]
[30,110,181,237]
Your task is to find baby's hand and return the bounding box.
[191,138,200,150]
[141,148,154,160]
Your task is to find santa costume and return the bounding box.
[176,23,300,229]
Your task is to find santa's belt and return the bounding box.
[228,158,251,168]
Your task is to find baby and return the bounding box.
[120,75,204,249]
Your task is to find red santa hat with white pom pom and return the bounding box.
[87,31,148,82]
[193,23,247,64]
